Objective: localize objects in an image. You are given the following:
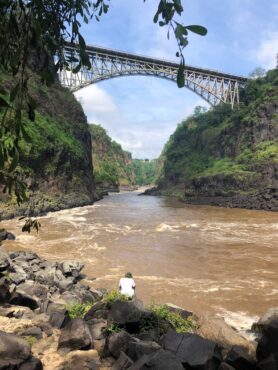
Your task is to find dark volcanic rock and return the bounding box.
[59,260,84,278]
[87,319,107,340]
[0,229,15,242]
[256,355,277,370]
[226,347,256,370]
[9,291,39,310]
[256,315,278,363]
[163,329,222,369]
[84,301,108,321]
[107,331,135,359]
[19,356,43,370]
[58,318,92,355]
[129,348,184,370]
[112,351,134,370]
[126,340,161,362]
[0,247,11,272]
[0,277,11,303]
[0,331,31,369]
[108,299,150,332]
[21,326,43,340]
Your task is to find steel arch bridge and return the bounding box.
[58,42,248,108]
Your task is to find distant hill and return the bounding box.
[155,69,278,211]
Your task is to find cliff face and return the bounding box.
[0,74,98,218]
[156,69,278,211]
[90,124,136,191]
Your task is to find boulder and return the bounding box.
[49,310,70,329]
[252,308,278,333]
[197,315,255,355]
[0,247,11,272]
[256,315,278,362]
[10,251,39,262]
[0,229,15,243]
[59,260,84,278]
[9,291,39,310]
[165,303,193,319]
[126,340,161,362]
[58,318,92,355]
[256,355,277,370]
[87,319,107,340]
[0,277,11,303]
[20,326,43,340]
[108,299,150,332]
[18,356,43,370]
[107,331,135,359]
[163,329,222,369]
[112,351,134,370]
[84,301,109,321]
[226,347,256,370]
[0,331,31,369]
[129,349,184,370]
[17,281,49,300]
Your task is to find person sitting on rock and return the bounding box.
[119,272,136,298]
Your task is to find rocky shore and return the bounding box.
[0,241,277,369]
[141,186,278,212]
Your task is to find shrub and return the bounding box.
[24,336,37,347]
[141,304,198,335]
[66,302,93,319]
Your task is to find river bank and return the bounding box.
[0,245,277,369]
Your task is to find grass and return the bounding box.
[66,302,93,319]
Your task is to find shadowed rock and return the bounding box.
[0,331,31,369]
[163,329,222,369]
[58,318,92,355]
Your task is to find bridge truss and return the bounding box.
[58,43,247,108]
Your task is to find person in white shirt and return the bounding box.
[119,272,136,298]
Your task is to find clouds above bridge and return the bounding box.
[74,0,277,159]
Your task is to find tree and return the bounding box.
[0,1,207,230]
[249,67,266,79]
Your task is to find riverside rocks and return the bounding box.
[1,244,278,369]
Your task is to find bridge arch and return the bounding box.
[58,43,247,109]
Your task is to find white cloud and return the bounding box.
[256,31,278,70]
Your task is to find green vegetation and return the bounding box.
[66,302,93,319]
[132,159,158,186]
[157,69,278,200]
[143,304,198,335]
[23,336,37,348]
[103,290,130,308]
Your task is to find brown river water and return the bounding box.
[2,191,278,332]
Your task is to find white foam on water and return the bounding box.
[217,309,259,341]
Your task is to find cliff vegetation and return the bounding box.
[156,69,278,211]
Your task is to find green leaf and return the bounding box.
[0,96,10,108]
[159,21,166,27]
[177,63,185,88]
[0,85,7,95]
[186,25,207,36]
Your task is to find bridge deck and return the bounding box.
[65,41,248,83]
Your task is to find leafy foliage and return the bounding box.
[156,69,278,195]
[132,159,158,185]
[66,302,93,319]
[140,304,198,336]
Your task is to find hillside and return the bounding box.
[155,69,278,211]
[90,124,136,191]
[0,73,99,218]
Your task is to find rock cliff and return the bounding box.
[0,74,99,219]
[156,69,278,211]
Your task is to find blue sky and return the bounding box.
[74,0,278,159]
